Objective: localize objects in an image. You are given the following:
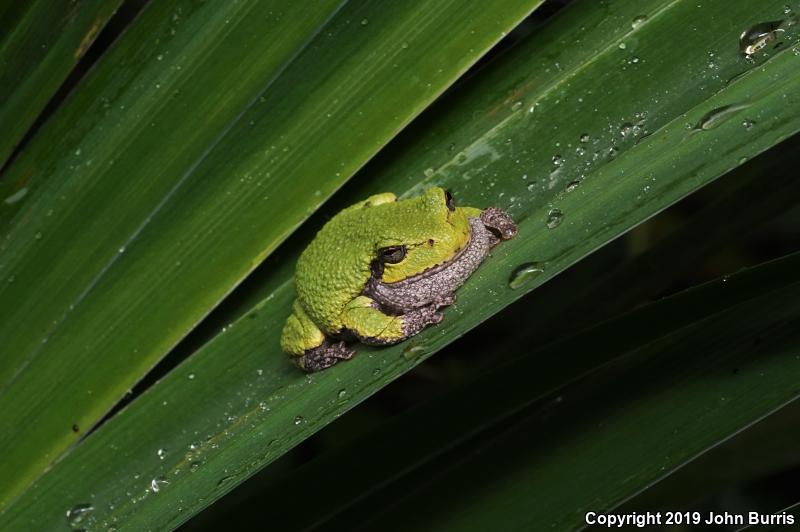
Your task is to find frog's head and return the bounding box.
[374,187,487,284]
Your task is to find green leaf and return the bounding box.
[501,132,800,350]
[0,0,541,511]
[0,0,124,168]
[622,400,800,515]
[201,250,800,531]
[3,0,799,529]
[326,252,800,531]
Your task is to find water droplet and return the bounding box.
[511,101,523,112]
[150,476,168,492]
[34,232,42,240]
[607,146,619,158]
[424,168,435,177]
[74,148,81,156]
[156,54,163,61]
[546,208,563,229]
[551,154,564,167]
[4,187,28,204]
[742,119,756,129]
[693,104,749,131]
[337,389,347,399]
[372,367,381,376]
[403,344,426,360]
[217,475,236,487]
[575,146,586,156]
[66,503,94,527]
[188,373,195,380]
[527,183,536,192]
[618,42,627,50]
[401,41,408,49]
[739,21,784,57]
[619,123,634,137]
[565,180,580,192]
[631,15,648,29]
[508,262,545,289]
[118,246,126,254]
[579,133,590,143]
[293,416,304,425]
[190,461,202,472]
[360,18,368,25]
[157,448,168,460]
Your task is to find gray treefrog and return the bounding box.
[281,186,517,371]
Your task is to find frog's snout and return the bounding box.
[480,207,518,242]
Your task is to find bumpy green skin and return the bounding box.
[281,187,480,358]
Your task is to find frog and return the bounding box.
[280,186,517,372]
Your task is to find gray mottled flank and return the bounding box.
[366,213,515,313]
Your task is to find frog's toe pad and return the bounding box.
[297,341,354,372]
[435,294,456,308]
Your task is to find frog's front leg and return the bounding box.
[341,295,449,346]
[281,299,355,372]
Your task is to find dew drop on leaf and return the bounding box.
[546,208,563,229]
[66,503,94,527]
[739,20,784,58]
[403,344,426,360]
[4,188,28,204]
[150,476,169,493]
[693,104,749,131]
[508,262,545,290]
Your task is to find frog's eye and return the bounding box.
[380,245,406,264]
[444,189,456,212]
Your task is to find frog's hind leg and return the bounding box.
[299,340,355,372]
[281,300,355,372]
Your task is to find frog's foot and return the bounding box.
[480,207,518,244]
[402,303,445,337]
[432,293,456,309]
[296,340,355,372]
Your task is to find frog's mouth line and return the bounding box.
[368,216,482,288]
